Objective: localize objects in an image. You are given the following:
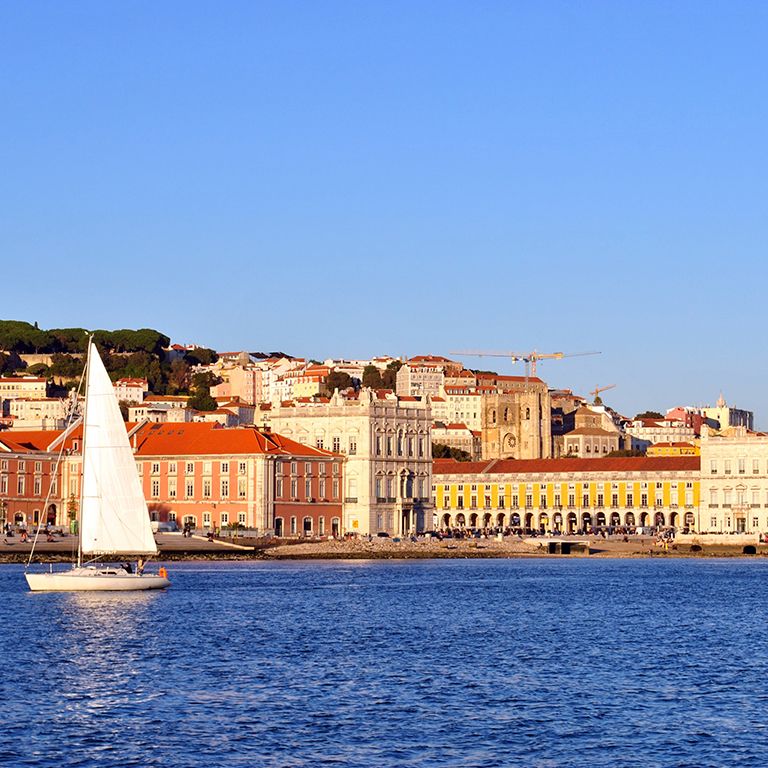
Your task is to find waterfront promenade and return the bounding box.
[2,530,765,562]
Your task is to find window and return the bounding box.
[34,477,41,496]
[319,463,326,476]
[238,512,246,525]
[17,477,24,495]
[332,437,340,453]
[220,479,229,498]
[408,437,414,457]
[290,461,297,474]
[34,461,42,473]
[0,460,6,471]
[238,478,247,499]
[512,495,519,508]
[203,479,211,498]
[386,436,393,456]
[186,480,194,498]
[169,462,177,475]
[290,517,297,535]
[305,479,312,498]
[169,478,177,498]
[582,493,589,507]
[349,438,357,455]
[319,517,325,535]
[151,480,160,497]
[540,494,547,509]
[220,512,229,525]
[418,437,424,457]
[711,516,717,528]
[611,494,618,508]
[305,462,312,475]
[568,494,575,508]
[754,459,760,474]
[151,463,160,475]
[332,463,339,476]
[203,512,211,525]
[186,462,194,474]
[239,461,247,475]
[221,461,229,474]
[375,436,382,455]
[332,479,339,498]
[290,479,298,498]
[203,462,212,475]
[597,494,604,508]
[319,479,326,499]
[710,460,717,474]
[626,493,633,507]
[724,460,731,475]
[18,461,25,472]
[526,494,533,509]
[738,458,745,474]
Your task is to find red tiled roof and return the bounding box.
[132,422,339,458]
[433,456,700,475]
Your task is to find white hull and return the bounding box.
[26,566,170,592]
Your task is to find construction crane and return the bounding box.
[449,350,601,379]
[589,383,616,404]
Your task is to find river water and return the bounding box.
[2,559,767,767]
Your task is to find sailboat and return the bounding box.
[26,342,170,591]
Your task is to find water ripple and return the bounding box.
[3,559,768,766]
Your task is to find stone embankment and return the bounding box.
[2,531,766,563]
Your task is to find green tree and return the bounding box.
[362,365,383,389]
[432,443,472,461]
[184,347,218,366]
[381,360,403,389]
[187,371,219,411]
[323,371,354,395]
[634,411,663,420]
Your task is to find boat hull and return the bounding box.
[26,567,170,592]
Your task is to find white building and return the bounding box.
[270,388,433,535]
[699,427,768,534]
[114,378,148,404]
[8,397,68,429]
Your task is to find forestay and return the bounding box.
[79,343,158,556]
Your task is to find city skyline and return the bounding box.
[3,2,767,424]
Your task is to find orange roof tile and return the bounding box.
[433,456,700,475]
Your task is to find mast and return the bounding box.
[76,338,93,568]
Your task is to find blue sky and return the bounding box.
[2,2,767,422]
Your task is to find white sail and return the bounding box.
[79,343,157,556]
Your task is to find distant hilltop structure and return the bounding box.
[668,394,753,432]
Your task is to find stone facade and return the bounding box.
[480,381,552,460]
[699,427,768,534]
[271,389,433,535]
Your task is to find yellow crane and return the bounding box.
[589,383,616,404]
[449,349,600,379]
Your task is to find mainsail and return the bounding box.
[79,343,157,556]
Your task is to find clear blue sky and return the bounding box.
[2,2,767,423]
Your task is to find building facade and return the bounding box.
[271,388,433,535]
[433,456,700,533]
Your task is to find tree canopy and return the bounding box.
[432,443,473,461]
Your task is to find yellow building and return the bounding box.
[433,456,700,533]
[646,442,700,457]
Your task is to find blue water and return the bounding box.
[2,559,768,767]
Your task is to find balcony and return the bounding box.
[344,497,358,504]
